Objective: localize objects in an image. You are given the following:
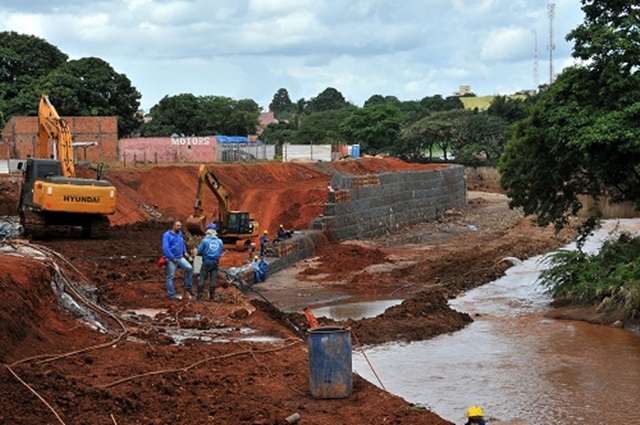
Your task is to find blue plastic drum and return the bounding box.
[308,326,352,399]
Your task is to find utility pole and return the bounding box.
[548,3,556,84]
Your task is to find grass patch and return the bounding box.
[460,94,527,111]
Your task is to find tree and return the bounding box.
[499,0,640,231]
[295,109,353,145]
[454,112,507,163]
[261,121,297,145]
[37,57,142,136]
[395,116,438,161]
[487,95,529,124]
[339,104,403,154]
[305,87,351,113]
[364,94,401,108]
[419,94,464,113]
[143,93,205,136]
[269,88,294,117]
[142,94,260,137]
[0,31,68,127]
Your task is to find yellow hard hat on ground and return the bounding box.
[466,406,484,418]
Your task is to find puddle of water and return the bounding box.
[164,327,282,345]
[311,299,404,321]
[353,219,640,424]
[123,308,168,319]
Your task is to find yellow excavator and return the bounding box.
[18,95,117,238]
[185,163,259,250]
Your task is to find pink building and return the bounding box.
[257,110,278,135]
[119,136,218,164]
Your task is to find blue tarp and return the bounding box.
[215,135,262,144]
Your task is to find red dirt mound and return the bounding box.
[105,163,332,234]
[298,242,390,282]
[347,287,473,344]
[325,156,446,174]
[0,175,20,215]
[0,254,102,363]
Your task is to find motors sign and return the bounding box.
[170,136,211,146]
[120,137,218,164]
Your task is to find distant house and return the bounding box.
[1,116,119,162]
[257,110,278,135]
[453,85,474,96]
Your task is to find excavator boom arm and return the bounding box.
[194,164,231,227]
[38,95,75,178]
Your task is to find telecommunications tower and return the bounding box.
[548,3,556,84]
[533,30,539,90]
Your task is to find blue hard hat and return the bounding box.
[206,223,217,230]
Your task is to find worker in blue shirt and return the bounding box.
[260,230,268,257]
[253,255,269,283]
[196,223,224,300]
[162,219,193,300]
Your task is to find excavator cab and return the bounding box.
[227,212,254,234]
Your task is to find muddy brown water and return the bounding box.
[344,219,640,424]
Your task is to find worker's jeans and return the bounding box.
[198,260,219,297]
[165,257,193,298]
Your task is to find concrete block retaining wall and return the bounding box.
[264,164,466,279]
[312,165,466,241]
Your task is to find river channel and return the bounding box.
[345,219,640,424]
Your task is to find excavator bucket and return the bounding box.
[185,215,206,236]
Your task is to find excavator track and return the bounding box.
[21,209,110,239]
[85,215,110,239]
[21,210,47,239]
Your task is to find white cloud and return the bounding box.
[480,26,531,61]
[451,0,496,15]
[0,0,585,110]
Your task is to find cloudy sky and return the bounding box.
[1,0,585,111]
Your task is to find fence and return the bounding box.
[217,143,274,163]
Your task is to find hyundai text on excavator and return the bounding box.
[18,95,117,238]
[185,163,259,250]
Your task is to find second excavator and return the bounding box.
[185,163,259,250]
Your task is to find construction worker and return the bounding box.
[276,224,293,241]
[253,255,269,283]
[260,230,268,257]
[162,219,194,301]
[464,406,486,425]
[196,223,223,300]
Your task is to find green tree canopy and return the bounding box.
[39,57,142,136]
[339,104,403,154]
[453,112,507,163]
[0,31,68,126]
[487,95,530,124]
[499,0,640,232]
[269,88,294,117]
[295,108,353,145]
[143,94,260,137]
[261,121,297,145]
[305,87,351,113]
[0,32,143,137]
